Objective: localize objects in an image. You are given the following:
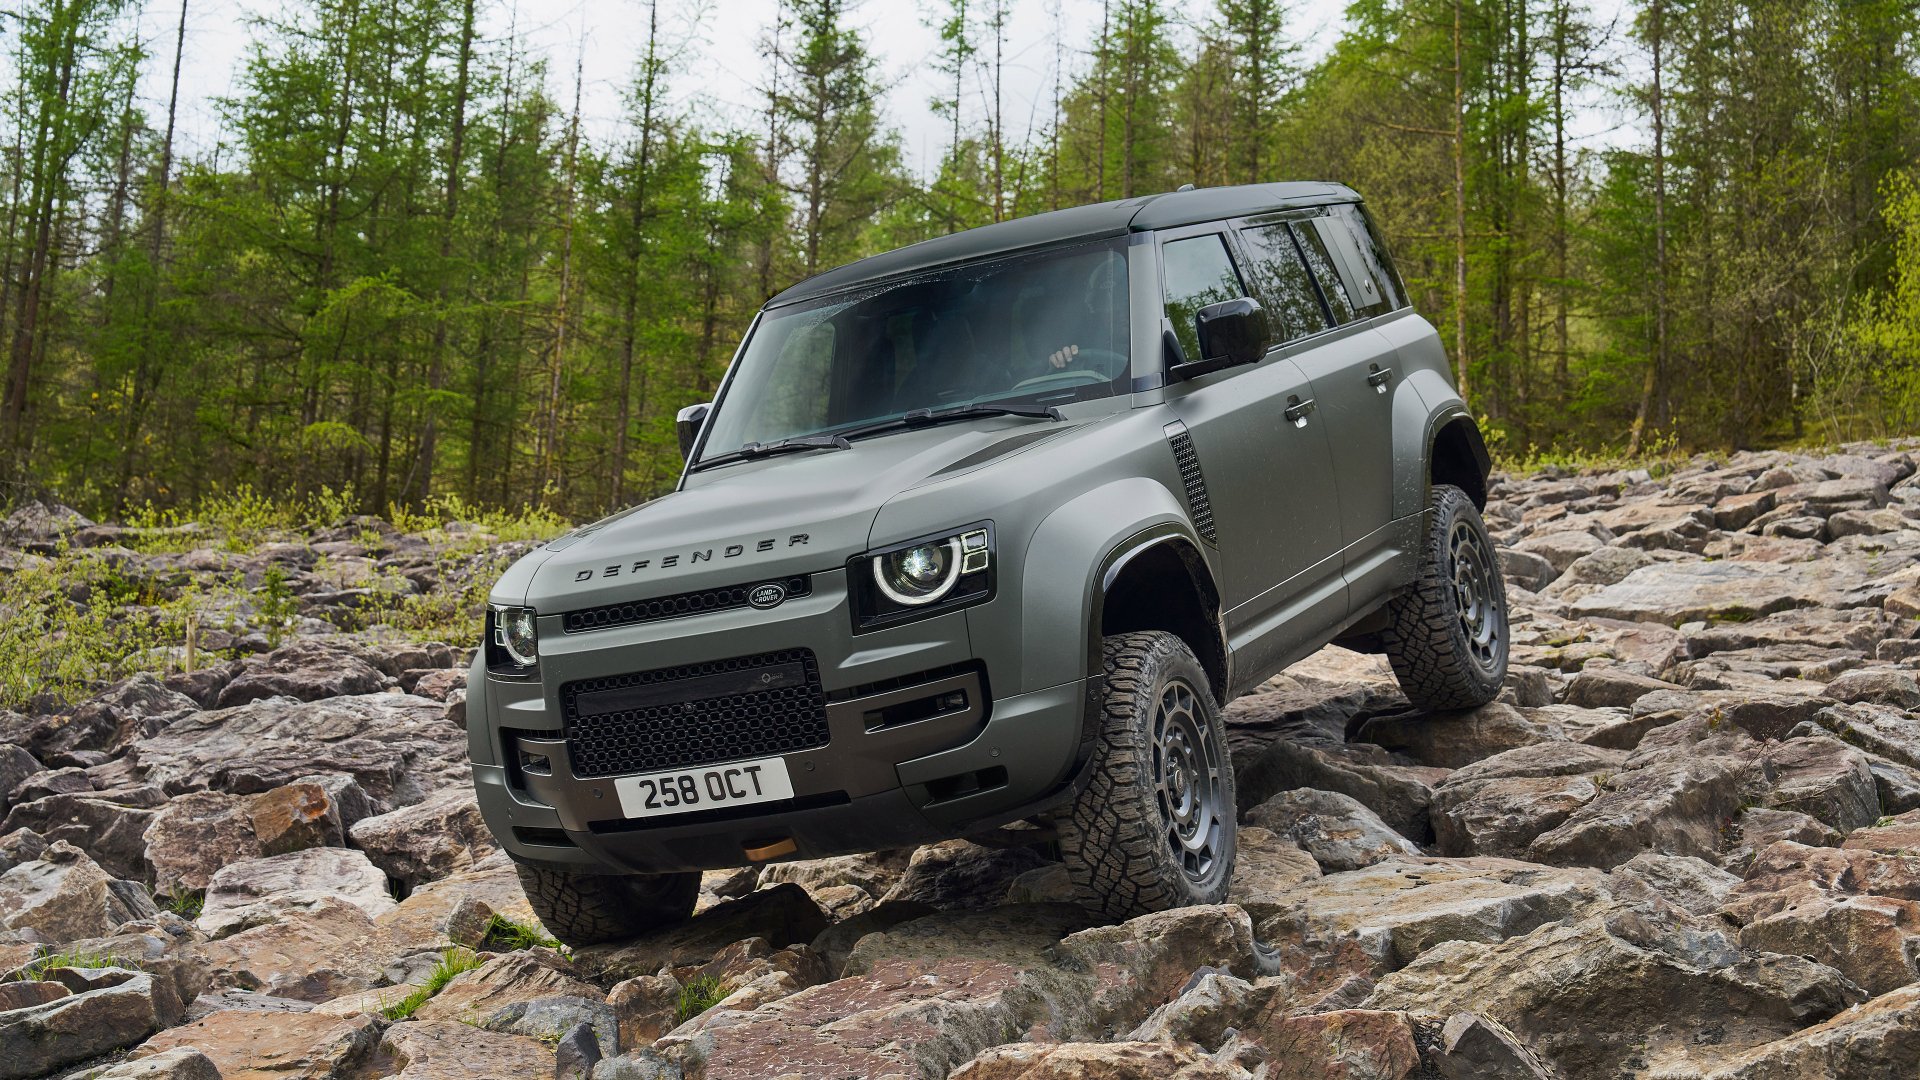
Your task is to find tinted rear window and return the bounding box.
[1238,224,1330,344]
[1332,203,1408,311]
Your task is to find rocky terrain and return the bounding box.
[8,443,1920,1078]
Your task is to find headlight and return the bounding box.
[853,524,994,631]
[489,605,539,671]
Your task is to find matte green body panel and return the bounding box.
[468,183,1487,874]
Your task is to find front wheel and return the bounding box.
[1055,631,1236,923]
[514,862,699,948]
[1381,483,1510,711]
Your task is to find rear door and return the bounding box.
[1155,224,1347,684]
[1250,212,1401,561]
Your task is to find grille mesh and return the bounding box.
[561,576,811,633]
[1166,424,1218,544]
[561,648,829,778]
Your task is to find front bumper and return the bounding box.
[469,567,1087,873]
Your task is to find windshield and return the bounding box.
[698,238,1131,460]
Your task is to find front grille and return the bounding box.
[560,648,830,778]
[561,575,813,633]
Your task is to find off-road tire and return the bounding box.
[1382,483,1509,711]
[514,862,699,948]
[1055,631,1236,923]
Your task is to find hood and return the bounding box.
[504,419,1073,612]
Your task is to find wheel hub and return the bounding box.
[1153,677,1225,884]
[1447,518,1504,673]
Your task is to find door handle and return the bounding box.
[1284,396,1316,427]
[1367,365,1394,393]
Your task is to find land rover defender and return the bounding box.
[468,182,1508,945]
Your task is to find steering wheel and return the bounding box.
[1009,347,1128,393]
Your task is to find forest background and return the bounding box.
[0,0,1916,522]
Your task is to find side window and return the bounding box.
[1291,221,1357,324]
[1238,224,1331,344]
[1160,233,1245,364]
[1332,203,1409,311]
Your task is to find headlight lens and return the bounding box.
[494,606,538,668]
[854,525,994,630]
[874,539,962,605]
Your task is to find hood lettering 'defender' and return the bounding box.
[573,534,810,582]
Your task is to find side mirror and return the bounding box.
[676,402,711,461]
[1171,297,1271,381]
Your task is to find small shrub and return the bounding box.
[674,975,727,1025]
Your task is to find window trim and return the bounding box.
[1153,225,1254,371]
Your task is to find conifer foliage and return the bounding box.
[0,0,1916,518]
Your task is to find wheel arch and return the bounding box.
[1427,411,1492,510]
[1091,525,1229,704]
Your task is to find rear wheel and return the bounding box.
[514,862,699,948]
[1382,483,1509,711]
[1056,631,1236,923]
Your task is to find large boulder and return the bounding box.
[659,905,1098,1080]
[575,883,831,984]
[1,790,161,880]
[1569,560,1880,625]
[0,841,137,942]
[413,948,601,1023]
[199,847,397,936]
[1668,984,1920,1079]
[1719,841,1920,997]
[1242,788,1421,872]
[0,968,182,1080]
[143,790,264,893]
[1526,753,1757,869]
[124,692,465,805]
[1,673,197,764]
[1363,904,1863,1078]
[347,787,496,888]
[132,1009,382,1080]
[877,839,1052,911]
[1253,857,1615,977]
[1235,739,1439,841]
[378,1019,556,1079]
[213,640,389,706]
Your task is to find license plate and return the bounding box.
[613,756,795,819]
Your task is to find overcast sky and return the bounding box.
[140,0,1636,177]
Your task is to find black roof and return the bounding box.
[765,181,1359,309]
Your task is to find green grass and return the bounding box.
[379,948,484,1021]
[8,948,135,981]
[156,888,204,919]
[674,975,728,1026]
[1,486,568,709]
[479,913,561,952]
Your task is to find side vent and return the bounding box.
[1164,421,1218,544]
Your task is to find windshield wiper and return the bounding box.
[836,403,1064,441]
[690,433,852,471]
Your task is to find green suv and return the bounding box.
[469,182,1508,944]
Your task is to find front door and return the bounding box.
[1155,226,1347,687]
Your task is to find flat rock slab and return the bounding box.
[1253,856,1615,975]
[380,1019,555,1080]
[1570,560,1882,625]
[133,1008,381,1080]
